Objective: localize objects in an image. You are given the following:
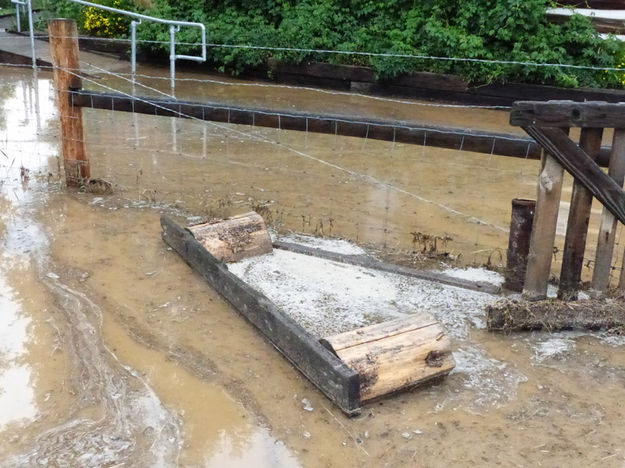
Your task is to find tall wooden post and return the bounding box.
[522,150,565,300]
[592,129,625,293]
[558,127,603,300]
[48,19,90,185]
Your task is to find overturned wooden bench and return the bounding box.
[162,212,455,415]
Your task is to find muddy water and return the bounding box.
[1,65,625,467]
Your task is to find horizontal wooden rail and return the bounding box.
[68,88,548,159]
[273,240,501,294]
[511,100,625,128]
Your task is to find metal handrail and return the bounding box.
[15,0,207,88]
[11,0,36,69]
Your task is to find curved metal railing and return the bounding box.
[13,0,207,88]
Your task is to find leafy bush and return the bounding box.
[48,0,136,37]
[82,0,134,37]
[45,0,625,88]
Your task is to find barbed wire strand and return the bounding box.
[59,62,510,232]
[0,59,515,112]
[6,66,625,274]
[98,71,512,110]
[8,33,625,72]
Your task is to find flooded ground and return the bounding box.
[1,63,625,466]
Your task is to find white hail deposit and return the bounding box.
[227,234,532,411]
[228,235,502,339]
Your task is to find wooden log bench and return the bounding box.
[162,212,455,414]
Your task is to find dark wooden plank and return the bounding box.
[160,216,361,415]
[267,60,625,106]
[511,100,625,128]
[523,126,625,226]
[268,58,375,82]
[384,71,468,92]
[504,198,536,292]
[558,127,604,300]
[548,11,625,34]
[272,240,501,294]
[72,89,544,160]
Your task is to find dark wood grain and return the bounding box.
[511,100,625,128]
[71,88,544,159]
[272,241,501,294]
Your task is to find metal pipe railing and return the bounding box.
[65,0,206,89]
[11,0,36,69]
[14,1,21,32]
[14,0,207,88]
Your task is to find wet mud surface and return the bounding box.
[1,65,625,466]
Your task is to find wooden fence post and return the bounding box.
[504,198,536,292]
[523,150,565,300]
[592,129,625,293]
[48,19,90,185]
[558,128,603,300]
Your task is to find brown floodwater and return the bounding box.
[1,63,625,467]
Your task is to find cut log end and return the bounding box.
[321,314,455,403]
[187,211,272,263]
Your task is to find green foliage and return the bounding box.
[44,0,625,88]
[46,0,137,37]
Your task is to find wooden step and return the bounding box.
[321,313,455,403]
[187,212,272,263]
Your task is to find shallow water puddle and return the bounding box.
[0,275,37,429]
[1,65,625,466]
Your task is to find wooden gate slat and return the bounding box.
[522,151,565,300]
[522,126,625,225]
[558,127,603,300]
[593,129,625,292]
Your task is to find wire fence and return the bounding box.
[2,57,624,282]
[4,33,625,72]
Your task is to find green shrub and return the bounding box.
[46,0,137,37]
[43,0,625,88]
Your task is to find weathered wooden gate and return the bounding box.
[511,101,625,299]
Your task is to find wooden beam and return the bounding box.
[160,216,361,415]
[187,212,272,263]
[511,100,625,128]
[48,19,90,185]
[504,198,536,292]
[559,127,603,300]
[320,314,455,403]
[593,129,625,292]
[522,150,564,300]
[272,240,501,294]
[522,126,625,225]
[70,89,543,160]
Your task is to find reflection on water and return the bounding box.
[1,63,625,467]
[0,67,300,466]
[0,275,37,429]
[206,429,300,468]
